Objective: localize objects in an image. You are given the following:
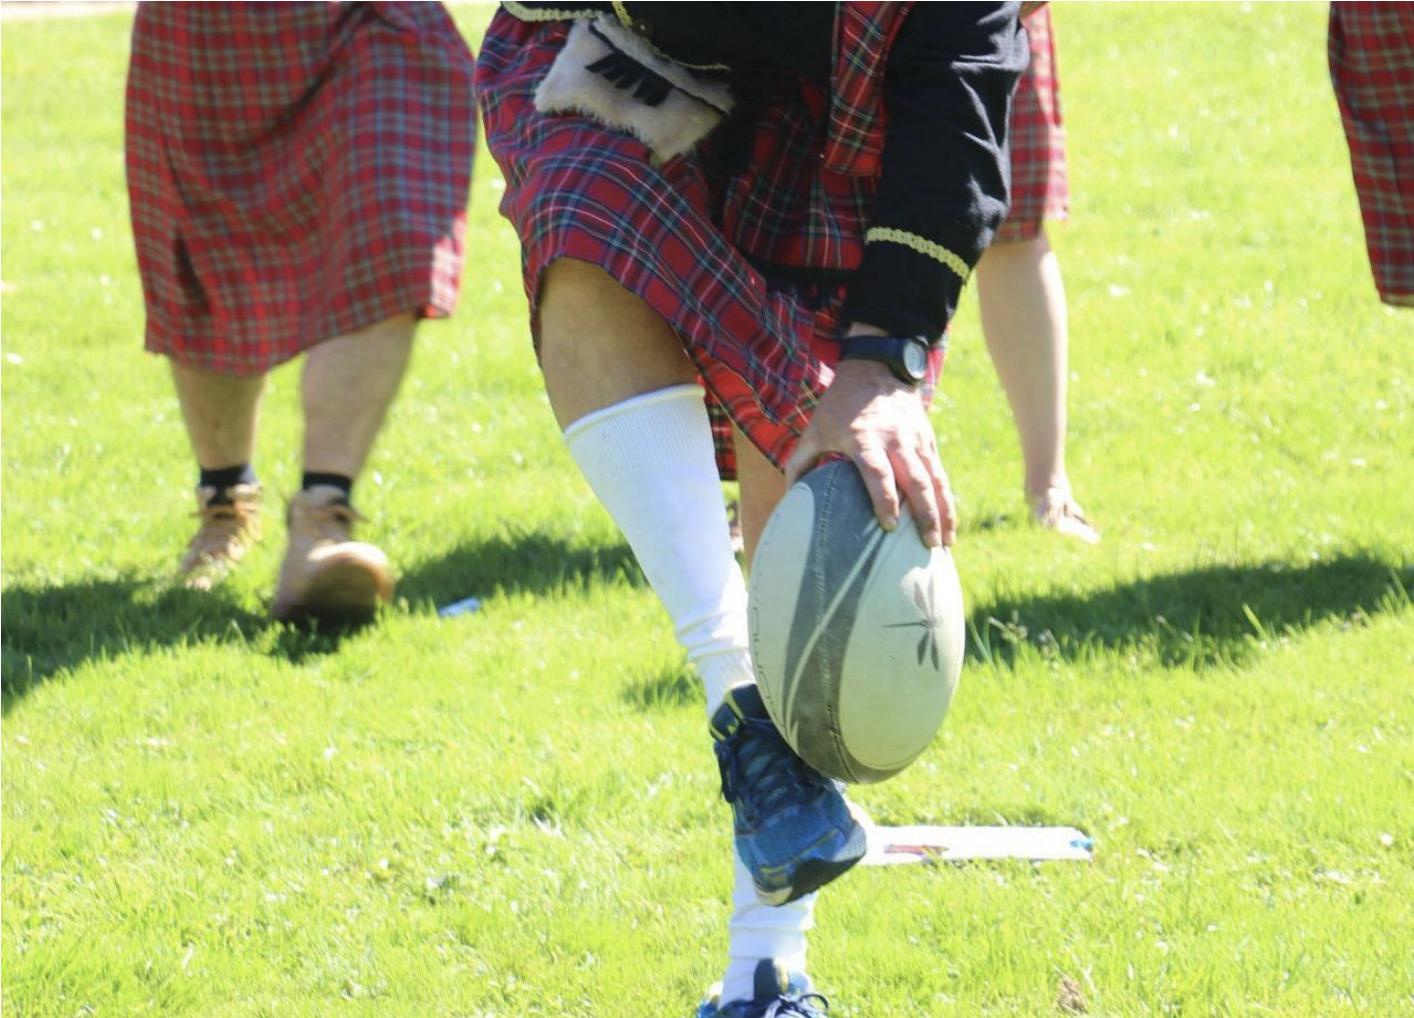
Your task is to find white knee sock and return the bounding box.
[563,384,753,715]
[722,855,815,1004]
[562,384,814,1002]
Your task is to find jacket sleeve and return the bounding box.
[842,2,1029,342]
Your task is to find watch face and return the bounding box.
[902,340,928,380]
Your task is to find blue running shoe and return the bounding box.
[696,959,831,1017]
[710,685,867,905]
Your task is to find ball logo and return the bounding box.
[886,576,950,673]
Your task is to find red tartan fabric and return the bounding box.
[125,2,477,375]
[994,5,1067,245]
[476,8,942,478]
[823,2,913,178]
[1329,2,1414,305]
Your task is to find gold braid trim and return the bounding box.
[501,1,601,22]
[865,227,969,282]
[608,3,730,71]
[503,1,732,72]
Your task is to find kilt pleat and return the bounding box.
[126,1,477,374]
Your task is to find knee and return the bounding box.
[540,257,653,331]
[540,258,606,337]
[977,229,1052,283]
[343,312,418,346]
[541,257,613,303]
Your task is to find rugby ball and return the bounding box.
[748,459,965,784]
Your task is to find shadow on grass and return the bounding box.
[967,553,1412,670]
[395,530,643,610]
[1,530,644,712]
[1,577,261,710]
[0,577,380,710]
[621,665,701,713]
[5,551,1405,712]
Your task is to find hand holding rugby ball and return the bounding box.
[748,459,965,784]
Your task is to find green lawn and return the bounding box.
[3,4,1411,1017]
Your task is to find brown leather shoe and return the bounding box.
[270,486,393,625]
[180,483,263,590]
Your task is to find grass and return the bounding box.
[3,3,1412,1016]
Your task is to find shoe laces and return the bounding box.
[291,499,364,543]
[189,498,259,550]
[715,717,826,823]
[721,991,831,1018]
[766,993,830,1018]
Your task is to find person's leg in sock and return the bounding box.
[272,312,416,623]
[540,259,847,1006]
[170,361,266,588]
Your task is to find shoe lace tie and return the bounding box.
[762,991,831,1017]
[193,503,241,524]
[188,500,258,548]
[715,717,822,822]
[296,501,365,543]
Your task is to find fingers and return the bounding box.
[889,443,943,547]
[855,445,902,532]
[787,370,956,546]
[924,448,957,547]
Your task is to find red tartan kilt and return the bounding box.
[1328,3,1414,305]
[126,2,477,375]
[995,6,1068,244]
[475,12,943,478]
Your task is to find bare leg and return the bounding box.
[170,361,265,469]
[273,313,416,624]
[301,312,417,478]
[975,229,1070,502]
[167,362,266,587]
[538,259,696,424]
[732,426,787,571]
[976,230,1097,542]
[536,258,780,569]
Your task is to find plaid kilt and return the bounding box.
[476,8,942,478]
[1329,2,1414,305]
[125,2,477,375]
[994,5,1067,244]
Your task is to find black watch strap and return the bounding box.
[839,334,931,387]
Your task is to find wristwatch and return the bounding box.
[839,334,931,387]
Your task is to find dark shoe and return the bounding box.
[710,685,867,906]
[696,959,831,1017]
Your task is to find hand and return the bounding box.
[784,358,957,547]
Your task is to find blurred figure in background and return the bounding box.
[125,2,477,623]
[1329,2,1413,308]
[975,5,1100,543]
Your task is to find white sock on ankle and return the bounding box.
[722,854,815,1004]
[563,384,754,715]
